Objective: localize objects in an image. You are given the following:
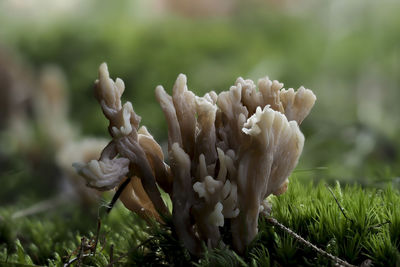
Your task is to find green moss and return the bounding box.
[1,178,399,266]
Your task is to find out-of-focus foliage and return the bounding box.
[1,0,399,183]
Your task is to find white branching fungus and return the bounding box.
[73,158,130,191]
[209,202,224,227]
[111,102,134,137]
[75,63,316,255]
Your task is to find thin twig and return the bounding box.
[266,216,356,267]
[109,244,114,266]
[107,177,131,213]
[325,184,354,223]
[63,221,105,267]
[63,253,91,267]
[93,217,101,256]
[76,237,85,267]
[368,220,391,231]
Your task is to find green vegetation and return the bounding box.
[1,178,399,266]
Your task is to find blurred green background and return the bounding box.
[0,0,399,218]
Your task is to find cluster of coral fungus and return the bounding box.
[74,63,316,254]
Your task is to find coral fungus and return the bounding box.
[74,63,316,254]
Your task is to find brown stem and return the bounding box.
[117,136,170,216]
[106,177,132,214]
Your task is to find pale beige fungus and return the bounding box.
[74,63,316,254]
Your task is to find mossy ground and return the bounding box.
[1,176,399,266]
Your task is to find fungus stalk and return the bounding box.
[74,63,316,254]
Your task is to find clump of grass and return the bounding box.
[269,177,400,266]
[1,177,399,266]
